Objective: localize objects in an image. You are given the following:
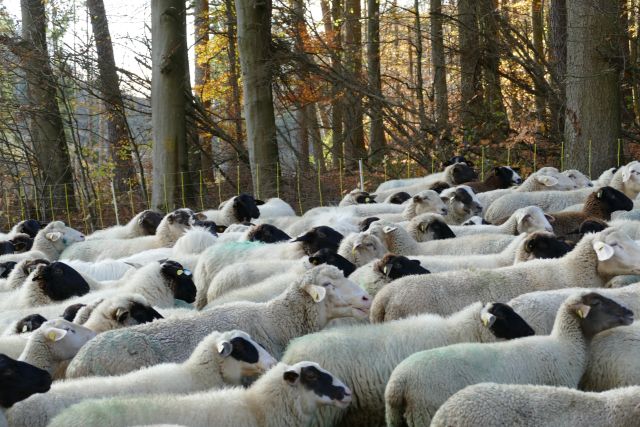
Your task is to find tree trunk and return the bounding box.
[193,0,212,179]
[531,0,546,126]
[457,0,483,143]
[307,103,326,172]
[632,0,640,119]
[343,0,366,168]
[330,0,344,168]
[565,0,621,176]
[367,0,385,164]
[86,0,137,193]
[225,0,245,161]
[619,0,635,126]
[478,0,509,140]
[413,0,429,152]
[151,0,188,211]
[430,0,448,144]
[235,0,279,196]
[548,0,567,142]
[20,0,75,213]
[291,0,311,170]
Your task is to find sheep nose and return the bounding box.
[362,295,370,301]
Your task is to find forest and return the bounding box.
[0,0,635,231]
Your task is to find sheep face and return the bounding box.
[0,354,51,407]
[194,219,224,235]
[492,166,521,187]
[376,254,430,280]
[15,314,47,334]
[61,303,86,322]
[621,161,640,193]
[233,193,261,222]
[442,155,473,168]
[354,191,376,204]
[412,190,448,216]
[442,186,483,221]
[16,219,45,238]
[480,303,535,339]
[160,260,197,303]
[462,216,490,226]
[505,166,523,185]
[10,234,33,252]
[348,233,386,266]
[593,229,640,276]
[32,262,90,301]
[247,224,291,243]
[217,331,277,382]
[39,319,97,361]
[98,297,164,331]
[594,186,633,214]
[568,292,633,339]
[449,162,478,185]
[515,207,553,234]
[359,217,380,232]
[283,362,352,409]
[138,210,163,235]
[412,214,456,241]
[166,208,196,229]
[0,261,16,278]
[387,191,411,204]
[563,169,593,188]
[518,232,573,262]
[533,168,577,190]
[308,248,356,277]
[42,222,85,251]
[304,265,371,319]
[292,226,344,255]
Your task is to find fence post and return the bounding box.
[64,183,71,226]
[180,172,186,208]
[199,170,205,211]
[49,185,54,220]
[129,180,135,215]
[296,167,303,215]
[358,159,364,191]
[276,161,281,199]
[111,180,120,225]
[588,139,592,179]
[560,141,564,171]
[18,186,25,221]
[481,146,485,181]
[338,158,344,195]
[96,185,104,229]
[317,165,324,207]
[617,138,622,167]
[533,143,537,172]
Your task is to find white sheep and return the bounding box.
[371,190,448,223]
[562,169,593,188]
[337,232,387,266]
[48,361,352,427]
[430,383,640,427]
[440,185,483,224]
[62,259,135,282]
[6,330,277,427]
[593,167,617,187]
[257,197,297,217]
[0,221,85,263]
[371,228,640,320]
[0,258,49,291]
[205,271,297,308]
[60,209,195,261]
[608,160,640,199]
[338,189,377,206]
[18,319,96,378]
[449,206,553,236]
[282,301,534,427]
[384,292,633,426]
[65,265,371,377]
[85,210,162,240]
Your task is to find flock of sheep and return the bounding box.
[2,156,640,426]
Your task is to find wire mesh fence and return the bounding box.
[0,141,628,234]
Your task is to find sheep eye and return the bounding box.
[322,282,331,287]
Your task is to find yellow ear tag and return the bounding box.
[177,270,183,276]
[482,318,489,327]
[48,332,57,341]
[365,197,371,202]
[383,265,389,275]
[311,259,318,265]
[352,248,357,255]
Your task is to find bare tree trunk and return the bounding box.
[151,0,188,211]
[478,0,509,140]
[458,0,483,142]
[291,0,311,170]
[307,103,326,172]
[632,0,640,118]
[225,0,245,160]
[367,0,385,164]
[21,0,75,212]
[430,0,448,144]
[329,0,344,168]
[532,0,546,126]
[193,0,211,178]
[235,0,279,196]
[86,0,137,193]
[343,0,366,168]
[413,0,429,150]
[619,0,635,126]
[548,0,567,142]
[565,0,621,176]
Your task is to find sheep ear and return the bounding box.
[596,190,603,199]
[572,303,591,319]
[382,226,397,234]
[593,241,615,261]
[544,214,556,223]
[45,232,63,242]
[518,214,531,223]
[44,327,67,342]
[309,257,320,266]
[283,370,300,385]
[217,341,232,357]
[195,212,207,221]
[622,166,632,182]
[418,223,427,233]
[115,308,129,323]
[536,176,559,187]
[302,284,326,302]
